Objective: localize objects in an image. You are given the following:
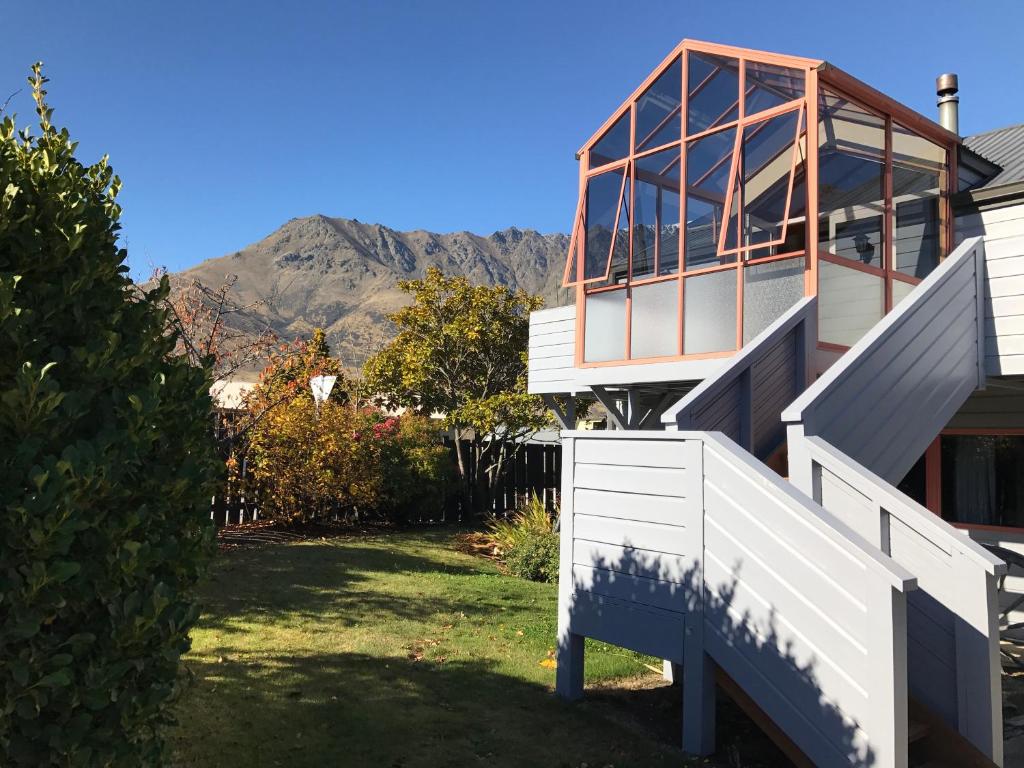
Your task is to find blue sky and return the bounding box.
[2,0,1021,278]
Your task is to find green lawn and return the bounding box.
[169,528,784,767]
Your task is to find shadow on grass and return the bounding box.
[172,648,789,768]
[198,539,490,637]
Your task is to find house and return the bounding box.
[529,40,1023,767]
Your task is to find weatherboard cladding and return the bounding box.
[964,123,1024,189]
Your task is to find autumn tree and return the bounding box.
[156,272,278,383]
[362,268,547,515]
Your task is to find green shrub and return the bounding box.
[504,530,560,583]
[488,496,559,583]
[0,66,219,765]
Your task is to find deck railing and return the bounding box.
[789,434,1006,763]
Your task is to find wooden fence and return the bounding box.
[210,433,563,527]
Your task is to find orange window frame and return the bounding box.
[563,40,961,368]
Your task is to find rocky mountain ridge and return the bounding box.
[176,215,573,371]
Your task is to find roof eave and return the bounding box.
[816,62,961,147]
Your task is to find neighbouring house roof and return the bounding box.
[210,380,255,410]
[964,123,1024,189]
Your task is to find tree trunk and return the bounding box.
[452,431,473,522]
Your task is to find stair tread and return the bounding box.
[908,719,931,744]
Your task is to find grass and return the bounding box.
[169,528,787,767]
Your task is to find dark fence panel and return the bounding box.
[210,425,563,527]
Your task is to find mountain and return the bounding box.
[176,215,573,372]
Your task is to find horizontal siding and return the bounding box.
[957,205,1024,376]
[947,387,1024,430]
[528,306,577,394]
[691,377,742,440]
[567,437,700,660]
[750,333,798,460]
[568,591,687,663]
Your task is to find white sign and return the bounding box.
[310,375,337,404]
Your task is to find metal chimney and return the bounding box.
[936,73,959,134]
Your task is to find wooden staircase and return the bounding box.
[716,666,1000,767]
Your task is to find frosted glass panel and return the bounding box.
[818,261,884,347]
[631,281,679,359]
[684,270,737,354]
[892,279,917,308]
[584,290,627,362]
[743,258,805,343]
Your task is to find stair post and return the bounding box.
[682,438,715,756]
[555,435,584,700]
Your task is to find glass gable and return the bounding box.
[563,41,957,365]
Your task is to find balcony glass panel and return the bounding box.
[687,53,739,135]
[636,57,681,152]
[685,126,736,269]
[684,269,736,353]
[584,169,629,283]
[818,90,885,270]
[745,62,805,117]
[630,280,679,358]
[743,257,805,343]
[818,260,884,346]
[892,278,917,307]
[591,110,631,169]
[893,123,946,279]
[584,289,627,362]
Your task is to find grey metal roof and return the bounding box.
[964,123,1024,189]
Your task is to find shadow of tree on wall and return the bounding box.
[571,542,876,766]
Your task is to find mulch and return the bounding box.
[215,519,393,551]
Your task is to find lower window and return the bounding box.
[940,435,1024,528]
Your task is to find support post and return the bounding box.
[953,560,1003,764]
[681,439,715,756]
[555,436,584,700]
[541,393,576,431]
[591,386,628,431]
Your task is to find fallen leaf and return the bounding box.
[515,630,524,637]
[539,658,557,669]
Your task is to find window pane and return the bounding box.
[818,91,885,270]
[635,147,681,279]
[632,179,658,280]
[743,257,805,343]
[660,189,680,275]
[684,269,737,353]
[818,260,884,346]
[941,435,1024,528]
[745,62,805,117]
[584,169,628,282]
[631,280,679,358]
[636,57,681,152]
[584,289,627,362]
[893,123,946,279]
[892,278,917,308]
[687,53,739,135]
[685,127,736,269]
[591,110,631,168]
[734,109,802,253]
